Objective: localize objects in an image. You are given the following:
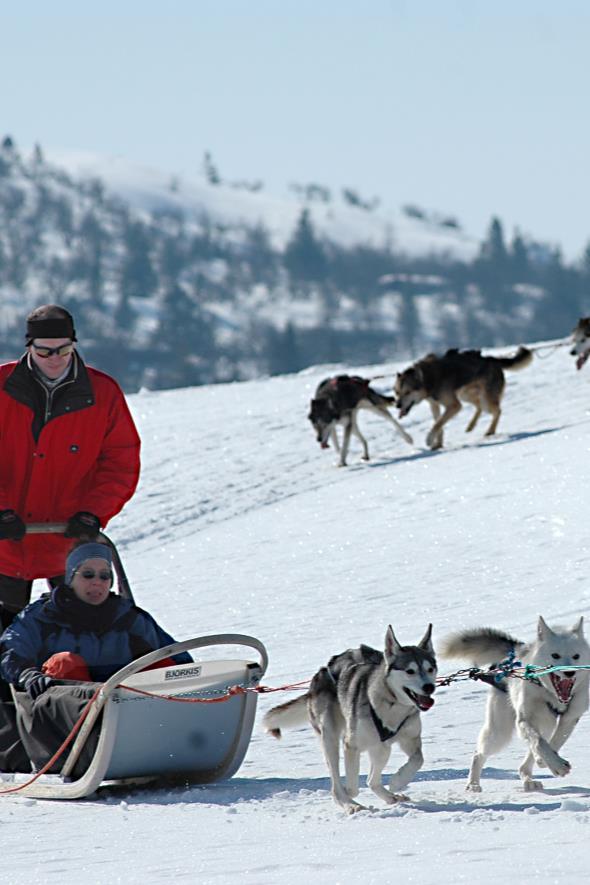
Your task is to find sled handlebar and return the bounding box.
[24,524,135,603]
[25,523,68,534]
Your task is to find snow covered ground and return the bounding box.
[4,338,590,884]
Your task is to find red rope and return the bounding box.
[116,679,311,703]
[0,686,102,795]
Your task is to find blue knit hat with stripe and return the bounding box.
[66,543,113,585]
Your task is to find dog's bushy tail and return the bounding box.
[366,387,396,408]
[439,628,523,666]
[262,693,309,739]
[495,346,533,371]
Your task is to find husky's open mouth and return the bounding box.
[550,672,575,704]
[576,351,590,370]
[404,688,435,711]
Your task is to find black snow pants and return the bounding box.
[13,684,101,775]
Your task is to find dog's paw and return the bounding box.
[343,800,368,815]
[539,747,571,777]
[465,782,482,793]
[549,756,571,777]
[383,791,409,804]
[523,778,544,792]
[426,431,443,450]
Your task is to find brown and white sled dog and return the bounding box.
[570,317,590,370]
[263,625,436,813]
[308,375,413,467]
[441,616,590,792]
[394,346,533,450]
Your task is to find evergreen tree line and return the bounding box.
[0,137,588,392]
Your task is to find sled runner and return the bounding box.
[0,527,268,800]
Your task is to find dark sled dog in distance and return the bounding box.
[263,625,437,813]
[394,345,533,450]
[570,317,590,370]
[308,374,413,466]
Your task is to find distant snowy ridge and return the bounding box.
[47,148,479,259]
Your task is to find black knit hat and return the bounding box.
[25,305,77,343]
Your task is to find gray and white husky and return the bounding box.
[263,625,437,813]
[441,616,590,792]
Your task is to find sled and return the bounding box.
[0,527,268,800]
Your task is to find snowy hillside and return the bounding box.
[48,148,479,259]
[5,338,590,885]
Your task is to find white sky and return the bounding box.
[2,0,590,258]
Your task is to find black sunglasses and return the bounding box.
[78,569,112,581]
[31,342,74,358]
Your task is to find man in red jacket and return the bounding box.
[0,304,141,628]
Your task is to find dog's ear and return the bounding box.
[385,625,401,661]
[537,615,554,640]
[572,616,584,638]
[418,623,433,652]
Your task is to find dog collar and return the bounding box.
[369,704,415,743]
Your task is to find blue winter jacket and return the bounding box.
[0,585,192,686]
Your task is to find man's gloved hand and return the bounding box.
[0,510,26,541]
[64,511,101,540]
[19,668,54,701]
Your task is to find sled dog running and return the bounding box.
[263,625,436,812]
[570,317,590,370]
[394,346,533,450]
[308,374,413,466]
[441,616,590,792]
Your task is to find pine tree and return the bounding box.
[156,283,214,386]
[203,151,221,185]
[120,220,157,299]
[480,217,508,269]
[510,232,530,282]
[283,209,327,289]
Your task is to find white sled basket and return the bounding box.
[2,634,268,801]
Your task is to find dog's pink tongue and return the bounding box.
[559,677,574,700]
[420,696,435,710]
[577,352,589,370]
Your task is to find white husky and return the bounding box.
[441,616,590,792]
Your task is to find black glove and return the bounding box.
[19,668,54,701]
[64,511,101,540]
[0,509,26,541]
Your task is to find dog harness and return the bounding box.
[369,703,416,743]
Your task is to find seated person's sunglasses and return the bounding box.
[77,569,113,582]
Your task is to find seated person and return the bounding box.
[0,541,192,774]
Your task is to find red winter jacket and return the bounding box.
[0,353,141,580]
